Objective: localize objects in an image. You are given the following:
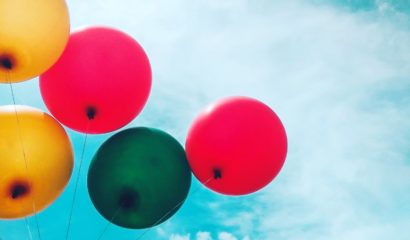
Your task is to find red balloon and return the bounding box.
[185,96,287,195]
[40,26,151,134]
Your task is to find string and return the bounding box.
[95,205,123,240]
[134,176,214,240]
[94,176,214,240]
[64,121,91,240]
[7,71,41,240]
[23,217,33,240]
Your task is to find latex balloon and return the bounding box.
[40,26,152,134]
[87,127,191,229]
[0,105,73,219]
[0,0,70,83]
[185,96,287,195]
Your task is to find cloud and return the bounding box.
[145,0,410,239]
[218,232,238,240]
[196,231,212,240]
[170,231,244,240]
[190,1,410,239]
[170,233,191,240]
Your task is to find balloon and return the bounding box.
[185,96,287,195]
[40,26,152,134]
[0,0,70,83]
[87,127,191,229]
[0,105,73,219]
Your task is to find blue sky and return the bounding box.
[1,0,410,239]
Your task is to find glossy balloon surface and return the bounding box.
[186,96,287,195]
[88,127,191,229]
[0,0,70,83]
[0,105,73,218]
[40,27,152,134]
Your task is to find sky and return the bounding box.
[1,0,410,239]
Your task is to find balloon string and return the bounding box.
[95,204,123,240]
[135,176,214,240]
[64,122,91,240]
[7,72,41,240]
[94,176,214,240]
[23,217,34,240]
[96,193,148,240]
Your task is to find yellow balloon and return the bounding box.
[0,105,73,219]
[0,0,70,83]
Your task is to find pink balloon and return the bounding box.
[186,96,287,195]
[40,26,151,134]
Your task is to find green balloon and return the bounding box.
[87,127,192,229]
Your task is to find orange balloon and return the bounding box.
[0,0,70,83]
[0,105,73,219]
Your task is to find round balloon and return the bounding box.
[87,127,191,229]
[40,26,152,134]
[185,96,287,195]
[0,105,73,219]
[0,0,70,83]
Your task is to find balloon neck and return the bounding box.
[10,181,30,199]
[119,189,139,209]
[0,55,14,70]
[86,106,97,120]
[213,168,222,180]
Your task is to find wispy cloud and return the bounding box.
[170,233,191,240]
[170,231,249,240]
[159,0,410,239]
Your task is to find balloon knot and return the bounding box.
[213,168,222,180]
[119,189,139,209]
[10,182,30,199]
[0,55,13,70]
[86,106,97,120]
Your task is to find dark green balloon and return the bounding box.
[87,127,192,229]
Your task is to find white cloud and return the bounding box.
[218,232,238,240]
[171,231,242,240]
[139,0,410,239]
[212,2,410,239]
[170,233,191,240]
[196,231,213,240]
